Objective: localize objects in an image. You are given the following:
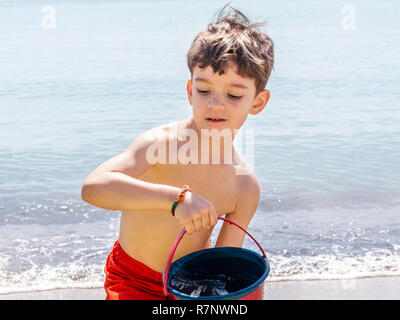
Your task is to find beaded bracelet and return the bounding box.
[171,185,191,216]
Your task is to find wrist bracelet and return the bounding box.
[171,185,191,216]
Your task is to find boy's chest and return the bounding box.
[138,163,238,216]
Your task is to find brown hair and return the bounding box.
[186,3,274,96]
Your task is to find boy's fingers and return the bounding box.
[210,207,218,226]
[193,216,202,232]
[186,220,195,234]
[201,212,210,229]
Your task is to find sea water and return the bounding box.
[1,0,400,294]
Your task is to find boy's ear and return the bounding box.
[249,90,270,115]
[187,79,193,105]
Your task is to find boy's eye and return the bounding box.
[197,89,242,100]
[228,94,242,100]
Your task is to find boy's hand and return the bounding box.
[174,192,218,234]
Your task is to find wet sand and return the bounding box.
[1,276,399,300]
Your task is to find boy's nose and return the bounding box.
[208,95,225,110]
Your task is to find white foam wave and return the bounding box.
[1,249,400,295]
[0,262,104,295]
[267,249,400,281]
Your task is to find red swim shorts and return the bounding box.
[104,240,175,300]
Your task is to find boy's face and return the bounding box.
[186,60,270,134]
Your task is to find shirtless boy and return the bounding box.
[81,4,274,300]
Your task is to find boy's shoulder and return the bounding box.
[135,120,181,142]
[231,150,261,209]
[232,149,260,186]
[127,122,173,151]
[234,169,260,200]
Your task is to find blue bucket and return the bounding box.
[163,218,270,300]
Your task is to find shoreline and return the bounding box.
[1,276,399,300]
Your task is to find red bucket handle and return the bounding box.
[163,217,267,296]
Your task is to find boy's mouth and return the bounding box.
[206,118,226,122]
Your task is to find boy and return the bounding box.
[81,4,274,300]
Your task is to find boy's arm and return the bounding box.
[81,128,181,212]
[214,174,261,248]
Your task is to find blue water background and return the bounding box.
[0,0,399,293]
